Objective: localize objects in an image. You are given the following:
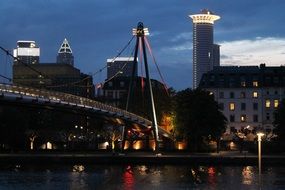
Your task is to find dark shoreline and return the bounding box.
[0,152,284,166]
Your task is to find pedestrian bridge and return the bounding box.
[0,83,171,139]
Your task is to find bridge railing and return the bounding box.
[0,83,151,126]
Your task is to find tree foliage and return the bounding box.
[174,88,227,151]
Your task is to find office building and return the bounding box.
[189,9,220,89]
[199,64,284,139]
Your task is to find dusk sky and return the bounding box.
[1,1,285,90]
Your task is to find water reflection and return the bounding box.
[207,166,217,187]
[191,168,202,184]
[0,165,284,189]
[70,165,88,190]
[137,165,148,175]
[242,166,254,185]
[72,165,85,172]
[123,165,134,190]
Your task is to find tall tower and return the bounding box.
[190,9,220,89]
[56,38,74,66]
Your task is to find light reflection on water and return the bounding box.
[0,165,284,189]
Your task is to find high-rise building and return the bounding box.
[107,57,136,79]
[189,9,220,89]
[13,40,40,65]
[56,38,74,66]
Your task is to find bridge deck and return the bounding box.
[0,83,171,139]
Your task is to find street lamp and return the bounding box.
[257,132,264,176]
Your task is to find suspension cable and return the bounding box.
[139,37,145,92]
[102,46,136,85]
[0,51,12,82]
[0,74,12,82]
[0,46,47,79]
[144,36,169,96]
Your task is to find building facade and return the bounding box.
[13,39,94,98]
[189,9,220,89]
[199,64,285,138]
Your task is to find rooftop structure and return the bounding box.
[13,40,40,65]
[56,38,74,66]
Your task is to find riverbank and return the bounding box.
[0,151,284,165]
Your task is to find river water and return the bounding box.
[0,164,284,189]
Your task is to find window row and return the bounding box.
[218,91,259,99]
[218,90,283,99]
[219,100,279,111]
[229,113,272,122]
[229,114,259,122]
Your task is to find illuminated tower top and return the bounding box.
[190,9,220,24]
[56,38,74,66]
[58,38,73,54]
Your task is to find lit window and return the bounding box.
[253,81,258,87]
[240,115,246,122]
[241,81,246,87]
[229,103,235,111]
[265,100,270,108]
[274,100,279,108]
[46,142,52,150]
[252,91,258,98]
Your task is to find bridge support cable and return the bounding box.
[144,37,169,96]
[0,46,46,81]
[0,49,12,83]
[123,22,160,152]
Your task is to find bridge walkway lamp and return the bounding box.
[257,132,264,186]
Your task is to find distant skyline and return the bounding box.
[1,1,285,90]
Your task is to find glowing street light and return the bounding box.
[257,132,265,176]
